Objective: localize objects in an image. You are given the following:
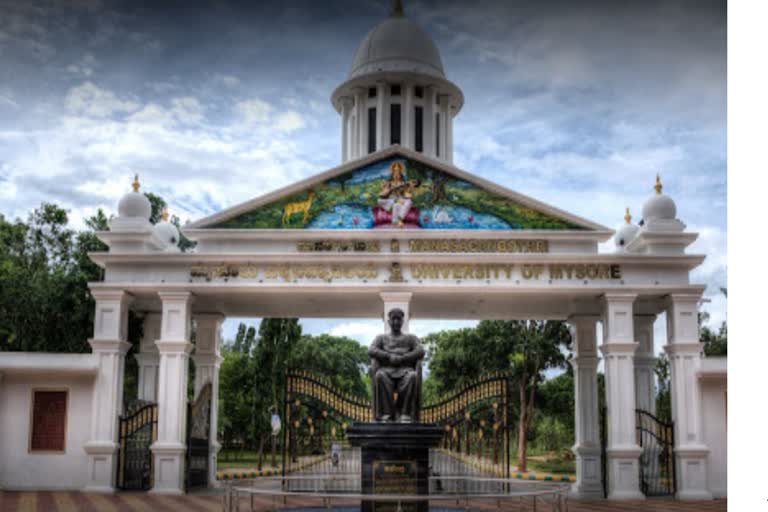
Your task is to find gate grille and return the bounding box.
[116,403,158,490]
[635,409,676,497]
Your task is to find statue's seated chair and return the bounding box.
[370,357,423,422]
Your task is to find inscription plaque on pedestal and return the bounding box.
[372,460,418,512]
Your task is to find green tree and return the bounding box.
[424,319,571,472]
[289,334,370,397]
[654,354,672,423]
[700,287,727,356]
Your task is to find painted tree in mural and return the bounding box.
[424,319,571,472]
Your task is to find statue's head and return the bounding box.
[388,308,405,334]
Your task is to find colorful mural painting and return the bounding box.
[213,157,585,230]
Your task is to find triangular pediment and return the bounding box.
[188,147,608,231]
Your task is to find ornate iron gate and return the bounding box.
[422,373,510,479]
[635,409,676,497]
[282,370,510,486]
[116,402,158,490]
[186,382,212,490]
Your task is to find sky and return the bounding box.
[0,0,727,355]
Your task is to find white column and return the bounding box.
[376,81,386,151]
[446,106,454,164]
[380,292,412,333]
[404,83,414,150]
[437,94,449,161]
[353,87,365,158]
[599,293,643,500]
[569,315,603,498]
[135,313,161,402]
[150,291,194,495]
[192,313,225,488]
[83,290,133,493]
[634,315,656,413]
[423,86,436,158]
[340,97,353,163]
[664,294,712,500]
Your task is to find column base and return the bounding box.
[571,444,603,499]
[150,442,187,495]
[606,446,643,500]
[83,441,118,493]
[209,441,222,488]
[676,446,712,500]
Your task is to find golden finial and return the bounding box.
[654,173,663,194]
[131,174,140,192]
[624,207,632,224]
[161,207,169,222]
[391,0,404,17]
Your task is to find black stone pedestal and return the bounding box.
[347,423,443,512]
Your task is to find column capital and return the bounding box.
[666,292,704,305]
[380,291,412,303]
[602,292,637,304]
[89,339,131,354]
[158,291,194,303]
[156,340,193,354]
[663,343,703,356]
[90,289,134,304]
[599,342,639,355]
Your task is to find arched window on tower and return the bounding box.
[390,104,401,145]
[415,106,423,152]
[368,107,377,153]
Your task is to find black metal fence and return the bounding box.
[635,409,676,497]
[116,403,158,490]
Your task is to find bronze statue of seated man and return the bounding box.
[368,308,425,423]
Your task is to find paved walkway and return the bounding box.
[0,491,728,512]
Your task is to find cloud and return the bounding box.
[65,81,139,118]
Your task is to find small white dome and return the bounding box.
[117,176,151,219]
[153,209,179,250]
[641,175,677,221]
[614,208,639,249]
[349,14,444,79]
[615,223,640,248]
[153,221,179,249]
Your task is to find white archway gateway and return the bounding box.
[86,142,714,499]
[0,1,724,501]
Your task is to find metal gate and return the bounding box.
[186,382,212,490]
[116,402,158,490]
[635,409,676,497]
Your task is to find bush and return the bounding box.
[533,416,572,453]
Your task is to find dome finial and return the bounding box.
[391,0,404,17]
[131,174,140,193]
[654,173,663,194]
[624,207,632,224]
[161,207,169,222]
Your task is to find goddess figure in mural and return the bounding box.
[376,161,421,227]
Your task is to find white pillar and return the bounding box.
[83,290,133,493]
[376,81,386,151]
[599,293,643,500]
[664,294,712,500]
[353,87,365,159]
[569,315,603,498]
[380,292,412,334]
[446,106,454,164]
[424,86,436,158]
[340,97,352,163]
[437,94,449,161]
[634,315,656,413]
[150,291,194,495]
[192,313,225,488]
[404,83,414,150]
[135,313,161,402]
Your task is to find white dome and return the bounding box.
[153,219,179,250]
[349,15,444,79]
[118,191,151,220]
[642,194,677,221]
[615,223,640,249]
